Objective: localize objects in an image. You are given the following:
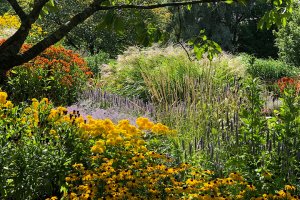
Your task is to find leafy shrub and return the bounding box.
[84,51,110,76]
[275,3,300,67]
[0,91,92,199]
[242,54,299,81]
[1,40,93,106]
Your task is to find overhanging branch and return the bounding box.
[94,0,230,10]
[7,0,27,20]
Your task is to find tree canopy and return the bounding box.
[0,0,295,72]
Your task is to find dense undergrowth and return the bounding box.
[0,42,300,200]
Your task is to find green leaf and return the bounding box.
[282,17,286,27]
[186,4,192,10]
[237,0,246,6]
[143,35,149,47]
[224,1,236,4]
[208,51,213,61]
[127,20,140,25]
[105,9,114,25]
[159,32,165,43]
[131,9,142,18]
[213,41,222,52]
[97,18,107,32]
[114,17,125,35]
[194,43,201,54]
[49,0,55,6]
[188,37,197,45]
[274,12,281,27]
[101,1,110,6]
[45,4,59,12]
[39,10,45,19]
[200,35,207,41]
[257,15,265,30]
[200,29,205,34]
[137,34,146,44]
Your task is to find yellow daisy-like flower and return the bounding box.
[285,184,296,191]
[246,185,256,191]
[262,172,271,179]
[0,92,8,104]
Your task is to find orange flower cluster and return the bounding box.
[0,39,94,105]
[275,77,300,93]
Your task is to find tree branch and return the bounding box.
[0,1,104,70]
[94,0,229,10]
[0,0,50,57]
[0,0,230,70]
[7,0,27,20]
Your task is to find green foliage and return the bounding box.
[37,0,171,57]
[0,99,91,199]
[0,0,11,15]
[167,1,279,58]
[242,54,299,81]
[275,2,300,67]
[84,51,110,76]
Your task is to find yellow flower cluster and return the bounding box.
[137,117,177,135]
[0,13,21,29]
[229,172,243,181]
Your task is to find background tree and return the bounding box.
[36,0,172,57]
[0,0,294,74]
[166,0,279,58]
[275,2,300,66]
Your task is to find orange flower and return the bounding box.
[38,76,42,79]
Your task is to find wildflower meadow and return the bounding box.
[1,11,300,200]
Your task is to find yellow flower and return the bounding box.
[91,145,104,154]
[0,92,8,104]
[285,184,296,191]
[246,185,256,191]
[50,130,56,134]
[95,140,105,146]
[262,172,271,179]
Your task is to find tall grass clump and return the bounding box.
[241,54,299,82]
[101,43,201,102]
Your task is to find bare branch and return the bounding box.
[7,0,27,20]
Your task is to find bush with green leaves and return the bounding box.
[241,54,299,81]
[275,3,300,67]
[84,50,110,76]
[0,94,92,199]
